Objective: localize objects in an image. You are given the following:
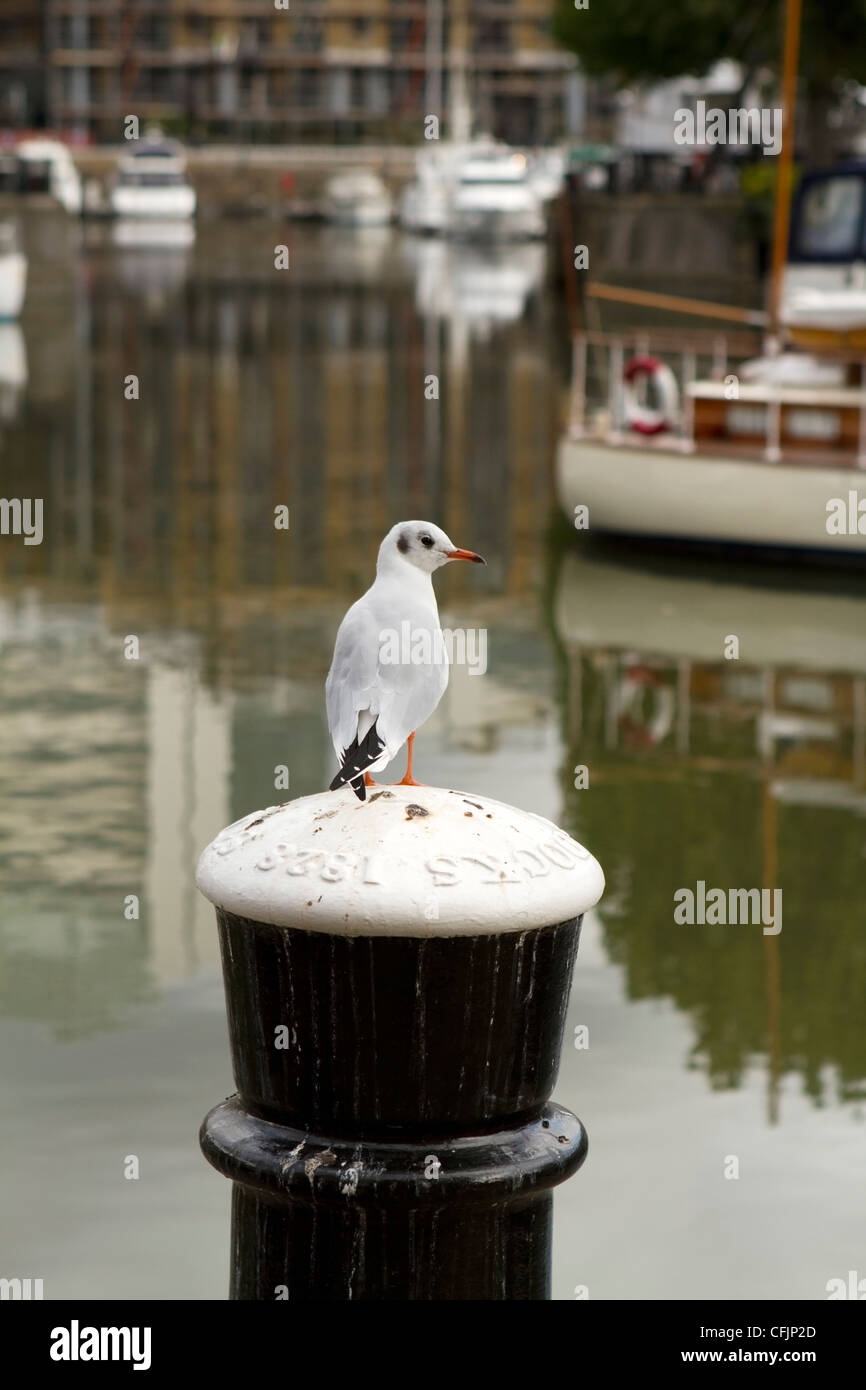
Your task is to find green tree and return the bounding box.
[552,0,866,161]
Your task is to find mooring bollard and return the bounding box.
[197,783,604,1301]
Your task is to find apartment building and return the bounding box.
[0,1,578,145]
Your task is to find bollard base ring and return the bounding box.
[200,1096,587,1210]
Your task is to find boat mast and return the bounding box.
[425,0,443,124]
[768,0,803,342]
[448,0,472,144]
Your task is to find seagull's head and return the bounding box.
[379,521,486,576]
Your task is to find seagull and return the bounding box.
[326,520,485,801]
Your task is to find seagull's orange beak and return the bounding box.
[446,548,486,564]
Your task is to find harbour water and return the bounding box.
[1,213,864,1299]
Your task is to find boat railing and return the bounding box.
[568,328,757,444]
[567,329,866,469]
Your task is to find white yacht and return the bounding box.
[556,163,866,558]
[15,139,82,216]
[323,171,393,228]
[451,150,545,241]
[110,136,196,220]
[0,224,26,321]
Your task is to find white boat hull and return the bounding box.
[110,186,196,220]
[0,251,27,320]
[556,436,866,554]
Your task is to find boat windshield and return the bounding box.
[118,172,186,188]
[792,174,865,259]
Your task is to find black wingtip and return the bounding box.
[330,720,385,798]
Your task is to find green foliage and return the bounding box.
[552,0,752,84]
[740,159,799,214]
[552,0,866,94]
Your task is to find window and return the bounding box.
[391,20,414,49]
[58,16,90,48]
[365,70,389,116]
[137,16,171,50]
[297,69,321,109]
[793,175,865,260]
[293,19,323,53]
[475,21,510,54]
[328,69,350,114]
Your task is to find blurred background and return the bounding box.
[0,0,864,1301]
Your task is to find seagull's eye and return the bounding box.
[420,535,434,548]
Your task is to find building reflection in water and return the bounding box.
[0,218,561,1036]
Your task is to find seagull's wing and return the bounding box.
[375,648,448,758]
[325,598,384,757]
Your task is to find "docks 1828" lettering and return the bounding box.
[229,834,591,886]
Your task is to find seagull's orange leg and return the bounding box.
[364,773,377,787]
[398,731,422,786]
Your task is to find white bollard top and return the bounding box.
[196,785,604,936]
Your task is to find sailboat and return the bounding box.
[398,9,545,241]
[556,0,866,557]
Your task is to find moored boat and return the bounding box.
[451,149,545,241]
[556,331,866,557]
[110,134,196,220]
[14,139,82,215]
[0,223,27,321]
[323,171,393,228]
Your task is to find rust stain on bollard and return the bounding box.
[197,783,604,1301]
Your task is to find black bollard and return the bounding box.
[197,783,604,1301]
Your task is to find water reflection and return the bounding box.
[406,238,546,336]
[0,216,560,1039]
[0,324,26,421]
[110,219,195,302]
[553,540,866,1118]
